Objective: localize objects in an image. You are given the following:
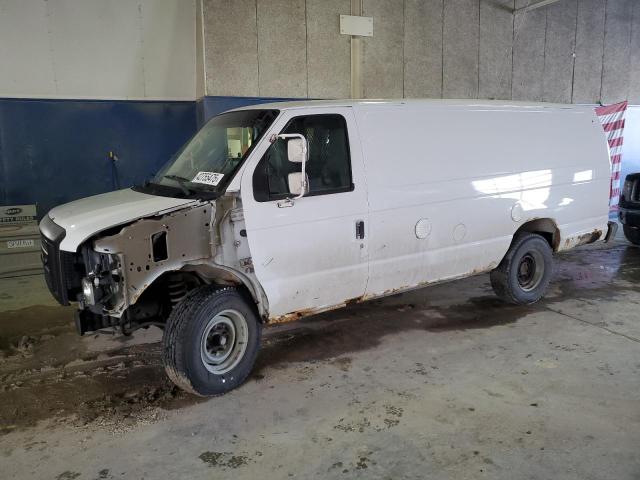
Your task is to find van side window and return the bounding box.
[253,114,353,202]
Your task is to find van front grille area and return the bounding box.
[40,216,83,306]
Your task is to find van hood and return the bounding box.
[46,188,199,252]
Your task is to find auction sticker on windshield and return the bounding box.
[192,171,224,186]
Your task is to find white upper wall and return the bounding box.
[0,0,196,100]
[199,0,640,104]
[622,106,640,182]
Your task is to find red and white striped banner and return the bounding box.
[595,101,627,210]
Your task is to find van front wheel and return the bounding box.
[490,233,553,305]
[163,286,261,396]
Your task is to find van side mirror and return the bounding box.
[287,172,308,196]
[277,133,308,200]
[286,138,306,164]
[277,134,307,164]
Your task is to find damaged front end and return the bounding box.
[42,201,217,335]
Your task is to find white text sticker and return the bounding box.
[192,171,224,186]
[7,239,34,249]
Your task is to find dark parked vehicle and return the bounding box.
[619,173,640,245]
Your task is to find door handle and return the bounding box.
[355,220,365,239]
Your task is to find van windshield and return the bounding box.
[151,109,279,197]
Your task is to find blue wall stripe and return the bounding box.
[0,98,196,218]
[0,96,303,219]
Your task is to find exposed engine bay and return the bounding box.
[41,195,265,336]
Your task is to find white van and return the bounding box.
[39,100,614,395]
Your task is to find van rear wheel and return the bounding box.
[490,233,553,305]
[623,225,640,245]
[163,286,261,396]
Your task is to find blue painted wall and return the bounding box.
[0,98,196,218]
[0,96,302,218]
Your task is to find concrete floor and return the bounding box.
[0,239,639,480]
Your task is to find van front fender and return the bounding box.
[93,203,215,315]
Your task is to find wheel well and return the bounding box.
[163,269,256,307]
[174,265,267,319]
[515,219,560,252]
[125,269,261,328]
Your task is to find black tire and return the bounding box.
[623,225,640,245]
[163,285,262,396]
[490,233,553,305]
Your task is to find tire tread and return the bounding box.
[490,232,552,305]
[163,285,239,396]
[623,225,640,245]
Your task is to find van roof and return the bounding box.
[230,98,587,113]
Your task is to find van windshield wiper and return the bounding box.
[164,175,195,196]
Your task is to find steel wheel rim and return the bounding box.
[200,309,248,375]
[517,251,544,292]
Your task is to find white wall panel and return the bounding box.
[3,0,639,104]
[443,0,479,99]
[141,0,196,99]
[204,0,258,97]
[47,1,145,98]
[362,0,404,98]
[257,0,307,98]
[0,0,195,99]
[601,0,633,104]
[404,0,443,99]
[306,0,351,99]
[479,0,513,100]
[542,0,577,103]
[0,1,57,96]
[512,0,546,101]
[628,2,640,104]
[572,0,606,104]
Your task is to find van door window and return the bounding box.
[253,114,353,201]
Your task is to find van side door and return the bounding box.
[240,108,369,319]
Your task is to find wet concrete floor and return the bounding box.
[0,240,639,479]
